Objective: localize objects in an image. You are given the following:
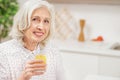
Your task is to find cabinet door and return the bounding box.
[61,51,99,80]
[98,56,120,77]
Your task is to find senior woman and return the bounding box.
[0,0,65,80]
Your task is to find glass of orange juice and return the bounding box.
[35,54,46,64]
[30,54,46,80]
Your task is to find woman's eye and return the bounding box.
[32,18,40,22]
[31,18,40,24]
[44,20,49,23]
[32,18,37,21]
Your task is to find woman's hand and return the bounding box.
[18,59,46,80]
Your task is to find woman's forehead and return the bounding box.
[31,7,51,17]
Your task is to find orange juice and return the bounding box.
[35,54,46,64]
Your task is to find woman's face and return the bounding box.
[24,7,51,43]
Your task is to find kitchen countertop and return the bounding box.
[53,40,120,57]
[84,74,120,80]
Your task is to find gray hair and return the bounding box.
[9,0,55,48]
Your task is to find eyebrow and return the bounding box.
[31,16,51,20]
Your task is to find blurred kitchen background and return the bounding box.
[1,0,120,80]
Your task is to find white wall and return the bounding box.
[54,4,120,43]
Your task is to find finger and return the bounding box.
[25,64,46,72]
[32,71,44,76]
[24,68,46,77]
[26,67,46,72]
[27,60,44,64]
[23,70,44,79]
[25,63,46,69]
[23,69,33,78]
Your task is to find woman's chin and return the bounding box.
[32,37,44,43]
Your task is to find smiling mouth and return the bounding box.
[33,32,44,37]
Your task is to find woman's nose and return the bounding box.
[37,22,44,29]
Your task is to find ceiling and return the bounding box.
[47,0,120,5]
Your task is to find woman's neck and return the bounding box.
[23,38,38,51]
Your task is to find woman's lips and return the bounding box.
[33,32,44,37]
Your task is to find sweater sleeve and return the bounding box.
[0,53,11,80]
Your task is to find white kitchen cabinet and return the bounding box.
[84,74,120,80]
[55,40,120,80]
[60,51,120,80]
[61,51,98,80]
[98,56,120,77]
